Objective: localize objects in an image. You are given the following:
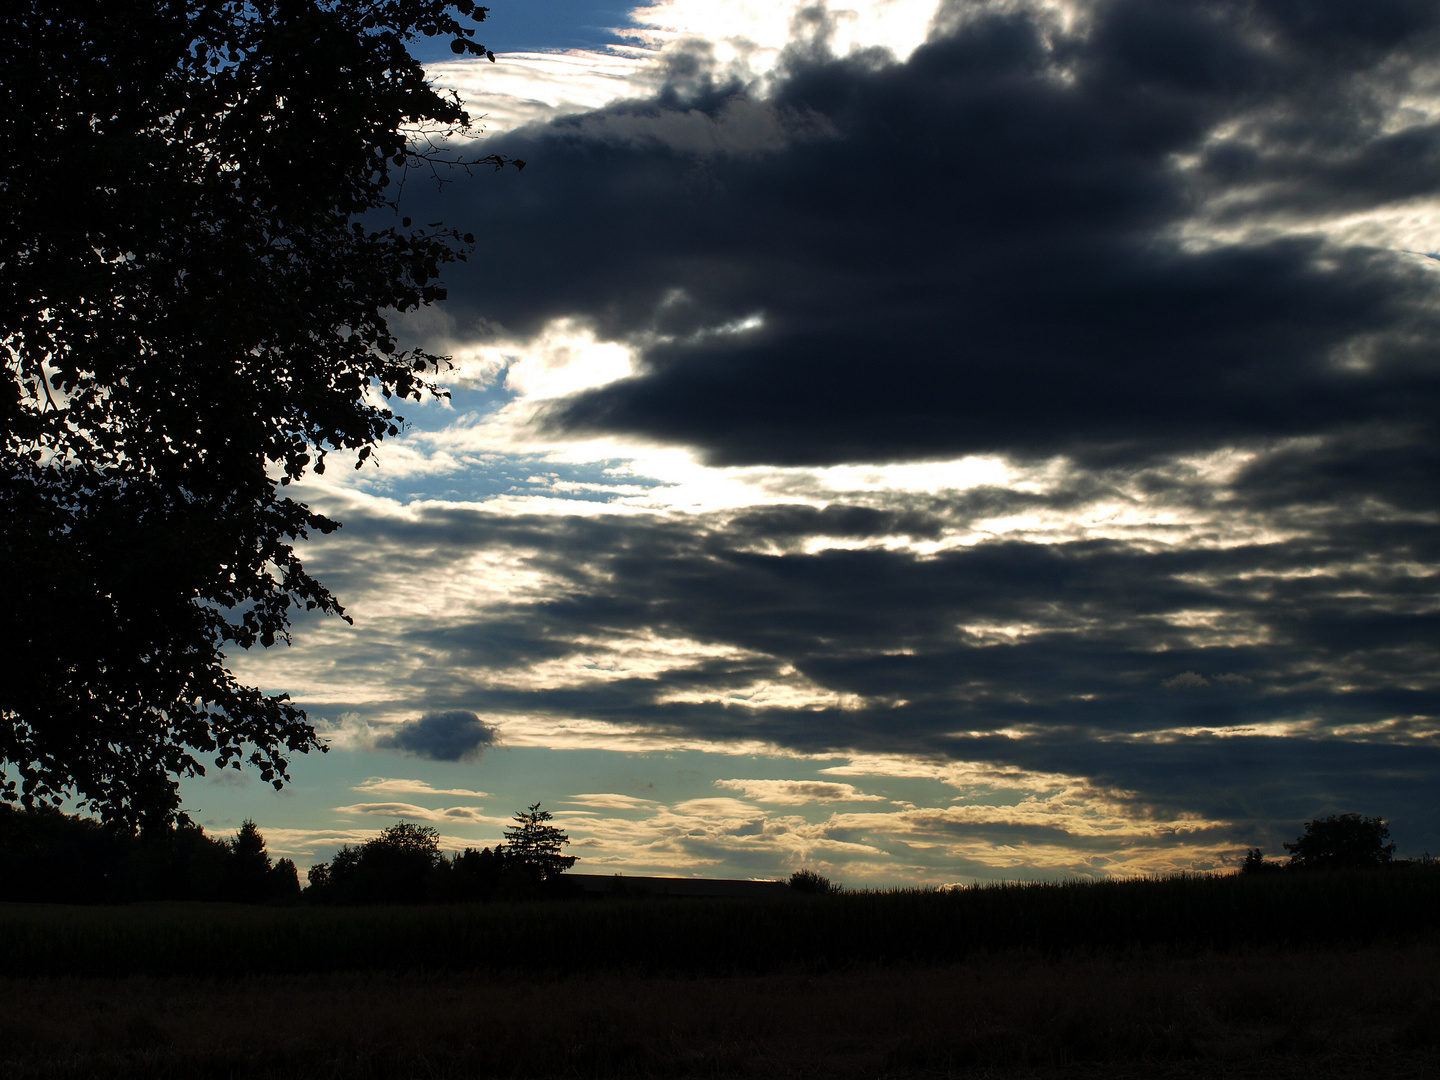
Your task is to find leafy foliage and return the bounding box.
[1284,813,1396,870]
[0,0,521,828]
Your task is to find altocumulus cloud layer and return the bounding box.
[241,0,1440,878]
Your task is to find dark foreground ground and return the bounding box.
[2,937,1438,1079]
[2,873,1438,1078]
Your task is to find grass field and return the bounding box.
[2,871,1438,1078]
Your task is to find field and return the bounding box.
[2,870,1439,1078]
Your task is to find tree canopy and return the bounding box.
[1284,813,1396,870]
[1,0,519,827]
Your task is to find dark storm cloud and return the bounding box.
[414,0,1440,469]
[374,709,499,761]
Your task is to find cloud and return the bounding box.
[253,827,387,859]
[373,710,500,761]
[672,796,765,817]
[564,792,661,809]
[226,0,1440,871]
[715,778,887,804]
[273,491,1440,851]
[350,777,490,798]
[404,0,1440,475]
[528,770,1239,881]
[331,802,500,824]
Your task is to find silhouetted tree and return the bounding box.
[0,805,310,901]
[306,861,332,894]
[2,0,521,829]
[1284,813,1396,870]
[0,803,129,902]
[128,820,233,901]
[309,820,445,903]
[271,857,302,900]
[502,804,576,882]
[227,819,275,902]
[325,844,366,901]
[361,820,445,902]
[452,845,506,899]
[221,819,298,902]
[1240,848,1282,875]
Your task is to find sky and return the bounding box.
[187,0,1440,886]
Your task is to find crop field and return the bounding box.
[1,870,1438,1078]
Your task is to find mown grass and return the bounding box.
[2,867,1438,978]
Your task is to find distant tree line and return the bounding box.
[305,805,577,904]
[0,803,299,903]
[0,802,576,905]
[8,804,1424,902]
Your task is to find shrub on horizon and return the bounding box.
[789,868,842,894]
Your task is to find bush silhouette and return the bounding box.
[789,869,842,894]
[1284,813,1395,870]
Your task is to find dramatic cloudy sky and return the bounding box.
[193,0,1440,884]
